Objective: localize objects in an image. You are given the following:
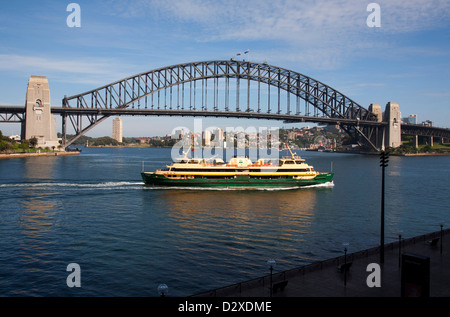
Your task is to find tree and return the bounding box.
[19,140,30,152]
[29,137,38,148]
[0,140,11,152]
[90,136,120,146]
[420,145,432,153]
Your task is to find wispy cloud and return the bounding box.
[0,54,109,74]
[151,0,450,36]
[355,82,386,87]
[379,0,450,33]
[422,91,450,97]
[105,0,450,69]
[0,54,137,86]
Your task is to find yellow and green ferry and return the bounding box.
[141,149,333,188]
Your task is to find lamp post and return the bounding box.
[379,150,389,264]
[267,259,276,297]
[157,284,168,297]
[398,230,403,268]
[343,242,349,287]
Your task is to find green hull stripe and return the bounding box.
[141,172,334,187]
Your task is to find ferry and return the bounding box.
[141,148,334,188]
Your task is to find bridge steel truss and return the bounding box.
[401,124,450,139]
[0,106,26,123]
[62,60,384,148]
[0,106,26,139]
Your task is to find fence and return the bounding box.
[194,228,448,297]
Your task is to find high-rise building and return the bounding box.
[112,117,123,143]
[203,130,211,146]
[402,114,417,124]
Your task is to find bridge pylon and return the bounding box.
[366,102,402,151]
[383,102,402,150]
[24,76,59,149]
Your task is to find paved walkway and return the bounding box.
[195,228,450,297]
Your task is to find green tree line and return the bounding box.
[0,130,42,153]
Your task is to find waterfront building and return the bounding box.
[135,138,150,144]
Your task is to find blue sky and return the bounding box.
[1,0,449,137]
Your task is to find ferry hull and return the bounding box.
[141,172,334,188]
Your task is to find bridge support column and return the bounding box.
[414,135,419,149]
[369,104,383,122]
[369,104,384,150]
[20,120,26,141]
[25,76,60,149]
[384,102,402,149]
[429,136,433,147]
[61,113,67,148]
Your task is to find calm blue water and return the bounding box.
[0,147,449,297]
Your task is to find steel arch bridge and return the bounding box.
[60,60,384,148]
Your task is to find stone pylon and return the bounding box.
[24,76,60,148]
[384,102,402,149]
[369,104,383,122]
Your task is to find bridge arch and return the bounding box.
[64,60,376,120]
[61,60,380,147]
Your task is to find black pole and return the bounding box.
[380,151,389,264]
[441,224,443,254]
[269,266,273,297]
[381,161,385,263]
[344,247,347,287]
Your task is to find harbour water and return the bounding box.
[0,147,449,297]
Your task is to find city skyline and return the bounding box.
[0,0,449,137]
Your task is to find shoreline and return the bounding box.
[309,149,450,156]
[18,144,448,157]
[402,152,450,156]
[86,145,172,148]
[0,151,80,159]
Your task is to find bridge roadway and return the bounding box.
[49,107,385,127]
[0,105,384,126]
[2,105,449,137]
[193,228,450,297]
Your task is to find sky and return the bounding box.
[0,0,449,137]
